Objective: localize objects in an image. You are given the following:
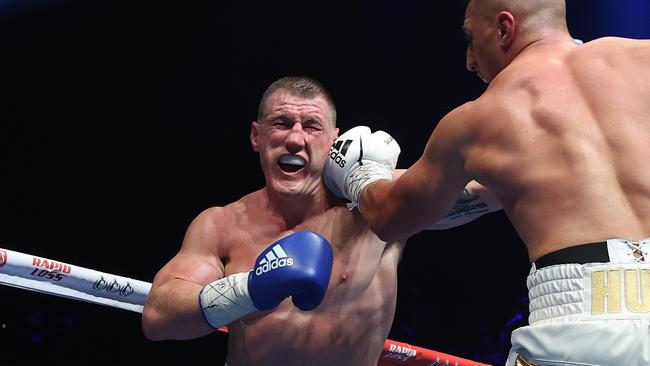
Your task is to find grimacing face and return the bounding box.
[250,90,339,199]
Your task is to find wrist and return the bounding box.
[199,271,257,329]
[346,161,394,206]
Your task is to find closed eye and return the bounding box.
[303,120,324,132]
[272,117,293,128]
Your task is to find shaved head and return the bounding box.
[463,0,570,83]
[470,0,567,30]
[258,76,337,127]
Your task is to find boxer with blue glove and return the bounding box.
[143,76,408,366]
[199,231,333,329]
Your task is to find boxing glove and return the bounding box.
[323,125,401,208]
[200,230,333,328]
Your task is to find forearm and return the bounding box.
[361,178,502,238]
[360,179,405,241]
[142,278,214,341]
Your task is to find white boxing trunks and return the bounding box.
[506,238,650,366]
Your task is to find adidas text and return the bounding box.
[255,258,294,275]
[329,148,346,168]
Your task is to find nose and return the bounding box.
[466,46,477,72]
[285,123,306,153]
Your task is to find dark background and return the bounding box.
[1,1,648,364]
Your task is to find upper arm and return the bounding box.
[151,207,227,290]
[398,113,473,222]
[142,207,229,339]
[363,105,474,241]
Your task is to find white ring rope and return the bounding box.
[0,246,490,366]
[0,247,150,313]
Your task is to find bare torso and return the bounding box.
[216,190,400,366]
[464,37,650,261]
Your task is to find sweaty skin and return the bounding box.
[360,1,650,262]
[142,85,403,366]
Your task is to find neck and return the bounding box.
[264,186,338,229]
[504,27,574,66]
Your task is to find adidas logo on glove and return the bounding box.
[323,126,400,205]
[255,244,294,275]
[329,139,353,168]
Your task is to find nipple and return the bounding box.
[340,274,348,283]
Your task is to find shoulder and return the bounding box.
[429,101,484,154]
[181,195,254,256]
[568,37,626,59]
[188,206,234,237]
[441,100,481,124]
[189,190,263,234]
[589,36,649,48]
[592,37,650,61]
[179,206,228,258]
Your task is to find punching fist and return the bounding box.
[323,126,401,207]
[200,231,333,328]
[248,230,333,311]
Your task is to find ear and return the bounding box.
[250,121,260,152]
[496,11,515,49]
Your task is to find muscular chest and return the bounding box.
[223,209,384,293]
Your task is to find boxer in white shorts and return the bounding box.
[322,1,650,365]
[507,238,650,365]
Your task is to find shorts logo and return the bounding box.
[255,244,294,276]
[591,268,650,315]
[0,250,7,267]
[329,139,353,168]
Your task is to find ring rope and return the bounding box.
[0,247,489,366]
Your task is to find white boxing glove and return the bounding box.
[323,125,400,208]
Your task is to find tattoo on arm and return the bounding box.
[442,189,490,222]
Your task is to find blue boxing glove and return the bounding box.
[199,231,333,328]
[248,230,333,311]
